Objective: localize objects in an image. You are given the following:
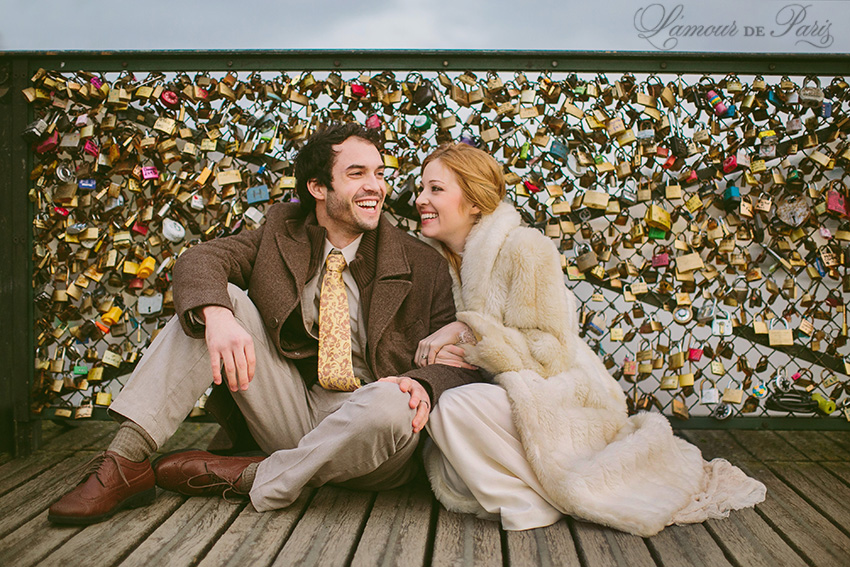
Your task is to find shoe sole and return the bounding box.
[47,487,156,525]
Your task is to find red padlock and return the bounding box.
[36,130,59,154]
[350,83,367,97]
[688,347,703,362]
[722,155,737,173]
[160,90,180,109]
[661,155,677,169]
[365,114,382,129]
[523,180,541,194]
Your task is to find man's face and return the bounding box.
[310,137,386,246]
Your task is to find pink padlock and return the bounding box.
[706,90,728,116]
[36,130,59,154]
[141,166,159,180]
[83,139,99,157]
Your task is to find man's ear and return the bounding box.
[307,179,326,202]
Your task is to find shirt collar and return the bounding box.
[322,234,363,268]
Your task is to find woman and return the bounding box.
[413,143,765,536]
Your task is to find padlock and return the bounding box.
[644,202,671,231]
[723,184,741,211]
[651,245,670,268]
[696,299,716,325]
[575,244,598,272]
[799,76,824,108]
[700,379,720,405]
[768,318,794,346]
[587,312,607,336]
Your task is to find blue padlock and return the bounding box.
[723,184,741,210]
[548,139,568,161]
[822,100,833,118]
[78,178,97,191]
[245,184,270,205]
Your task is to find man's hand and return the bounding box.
[202,305,256,392]
[415,321,477,368]
[377,376,431,433]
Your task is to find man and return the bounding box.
[48,123,480,524]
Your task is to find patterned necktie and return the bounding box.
[317,251,361,391]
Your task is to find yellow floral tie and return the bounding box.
[317,251,361,391]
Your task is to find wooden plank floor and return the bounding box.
[1,422,849,567]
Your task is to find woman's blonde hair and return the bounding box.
[421,144,507,278]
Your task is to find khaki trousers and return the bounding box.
[110,284,420,511]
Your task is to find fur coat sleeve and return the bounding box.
[454,203,579,378]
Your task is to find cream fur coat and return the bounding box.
[428,202,766,537]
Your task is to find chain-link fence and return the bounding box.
[19,59,850,427]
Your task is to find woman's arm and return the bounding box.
[457,228,578,377]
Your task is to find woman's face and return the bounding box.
[416,159,480,254]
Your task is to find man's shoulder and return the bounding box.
[265,201,305,222]
[379,218,446,263]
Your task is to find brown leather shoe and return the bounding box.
[153,449,264,498]
[48,451,155,525]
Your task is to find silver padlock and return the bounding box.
[137,292,164,316]
[696,299,716,325]
[712,307,733,336]
[700,379,720,405]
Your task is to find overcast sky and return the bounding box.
[0,0,847,52]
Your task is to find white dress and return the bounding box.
[425,382,564,530]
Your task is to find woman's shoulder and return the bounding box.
[502,222,561,264]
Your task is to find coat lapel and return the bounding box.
[355,217,412,371]
[274,215,325,304]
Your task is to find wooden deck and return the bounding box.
[1,422,850,567]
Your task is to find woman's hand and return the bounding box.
[415,321,477,368]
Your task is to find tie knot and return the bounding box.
[326,251,346,273]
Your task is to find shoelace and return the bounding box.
[65,452,130,488]
[186,472,249,504]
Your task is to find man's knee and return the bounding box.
[352,382,417,446]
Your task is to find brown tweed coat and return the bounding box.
[172,202,481,403]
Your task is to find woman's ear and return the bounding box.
[307,179,326,202]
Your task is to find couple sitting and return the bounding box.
[49,123,764,536]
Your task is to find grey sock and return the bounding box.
[108,420,157,462]
[239,462,260,491]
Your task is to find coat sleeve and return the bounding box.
[172,223,265,338]
[401,250,485,404]
[456,228,578,377]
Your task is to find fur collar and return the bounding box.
[459,202,522,312]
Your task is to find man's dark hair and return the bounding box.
[294,122,383,215]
